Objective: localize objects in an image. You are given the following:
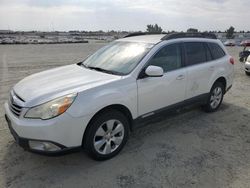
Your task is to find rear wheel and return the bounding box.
[203,82,224,112]
[245,71,250,76]
[84,110,129,160]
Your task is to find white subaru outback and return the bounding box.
[4,33,234,160]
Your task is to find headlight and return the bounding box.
[25,93,77,120]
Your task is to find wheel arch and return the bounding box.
[82,104,134,147]
[213,77,227,93]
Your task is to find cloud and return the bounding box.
[0,0,249,31]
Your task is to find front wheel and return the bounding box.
[245,71,250,76]
[84,110,129,160]
[203,82,224,113]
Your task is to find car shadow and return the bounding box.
[2,102,250,187]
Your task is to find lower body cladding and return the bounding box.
[4,102,91,155]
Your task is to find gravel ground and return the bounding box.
[0,43,250,188]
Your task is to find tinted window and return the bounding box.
[184,42,207,66]
[208,42,226,60]
[148,43,182,72]
[205,44,213,61]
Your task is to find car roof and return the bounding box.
[117,34,165,44]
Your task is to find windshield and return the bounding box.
[81,41,153,75]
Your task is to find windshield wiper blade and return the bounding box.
[80,62,88,68]
[80,62,122,75]
[86,66,121,75]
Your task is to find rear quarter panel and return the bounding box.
[205,41,234,92]
[208,55,233,91]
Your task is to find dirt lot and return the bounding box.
[0,43,250,188]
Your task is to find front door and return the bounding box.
[137,43,187,116]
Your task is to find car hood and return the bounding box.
[14,64,120,106]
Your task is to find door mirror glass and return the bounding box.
[145,65,164,77]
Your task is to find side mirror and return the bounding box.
[145,65,164,77]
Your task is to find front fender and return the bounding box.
[66,82,137,121]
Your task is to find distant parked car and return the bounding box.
[224,40,236,46]
[245,56,250,76]
[240,40,250,47]
[239,46,250,62]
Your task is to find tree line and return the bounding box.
[145,24,246,39]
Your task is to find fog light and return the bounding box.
[29,140,61,151]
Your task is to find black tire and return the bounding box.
[245,71,250,76]
[203,82,224,113]
[84,110,129,160]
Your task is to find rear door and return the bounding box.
[184,42,215,99]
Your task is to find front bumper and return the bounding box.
[4,102,91,154]
[5,115,80,155]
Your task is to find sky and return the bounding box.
[0,0,249,32]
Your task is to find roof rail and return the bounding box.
[123,32,166,38]
[161,32,217,40]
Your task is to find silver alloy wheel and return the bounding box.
[210,87,222,109]
[94,119,124,155]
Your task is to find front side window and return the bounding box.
[148,43,182,72]
[184,42,207,66]
[81,41,153,75]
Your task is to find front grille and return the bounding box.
[9,93,23,117]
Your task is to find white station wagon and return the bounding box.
[5,33,234,160]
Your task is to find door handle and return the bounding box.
[176,75,184,80]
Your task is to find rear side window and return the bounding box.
[184,42,207,66]
[207,42,226,60]
[205,44,213,61]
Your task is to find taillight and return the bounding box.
[229,57,235,65]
